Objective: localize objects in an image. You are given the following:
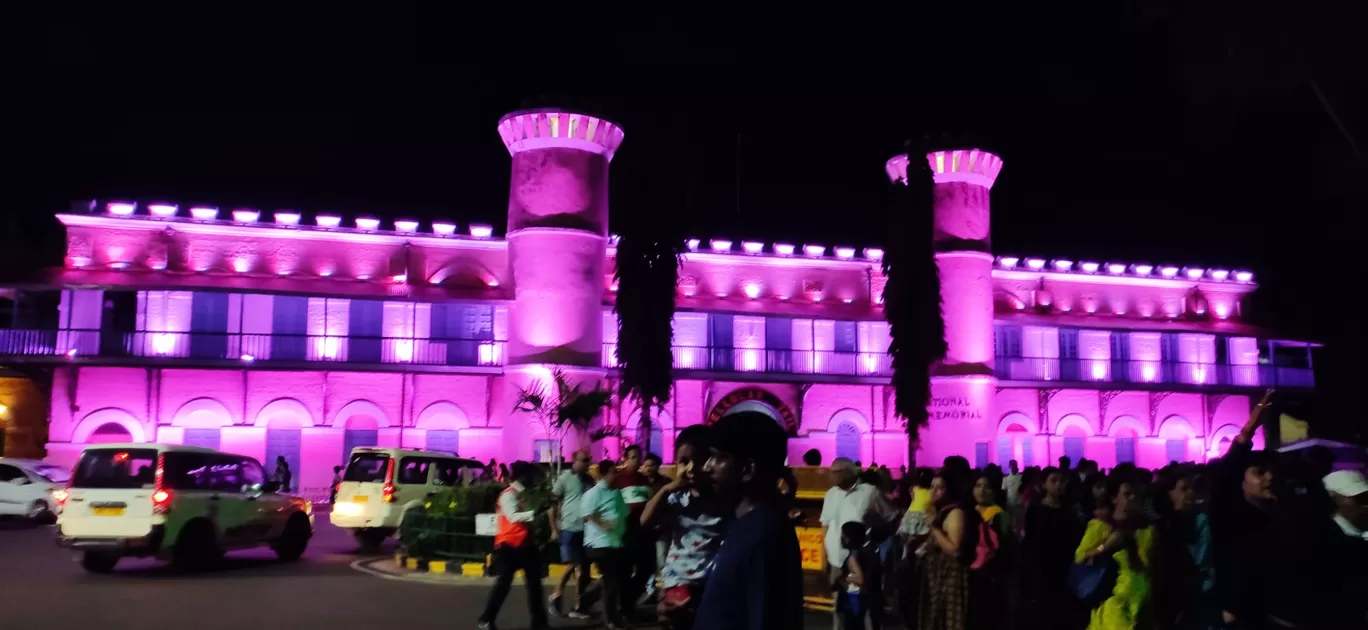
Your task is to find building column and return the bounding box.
[496,110,624,462]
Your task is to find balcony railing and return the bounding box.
[0,328,506,368]
[0,329,1314,388]
[994,356,1314,389]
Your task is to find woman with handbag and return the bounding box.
[916,467,979,630]
[1073,476,1156,630]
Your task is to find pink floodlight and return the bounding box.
[355,217,381,230]
[1104,262,1125,275]
[835,247,856,259]
[710,239,733,253]
[1025,258,1046,270]
[1080,261,1099,273]
[240,354,255,363]
[232,209,260,223]
[864,248,884,261]
[432,221,456,235]
[469,224,493,238]
[316,215,342,228]
[803,244,826,257]
[1184,267,1204,280]
[774,243,796,256]
[609,233,621,246]
[1133,264,1154,276]
[148,204,178,218]
[1234,270,1254,282]
[189,206,219,220]
[107,202,136,216]
[686,239,701,251]
[743,282,762,299]
[274,212,301,225]
[394,219,419,232]
[1159,266,1179,278]
[1053,260,1074,272]
[998,256,1019,268]
[742,241,764,254]
[1209,269,1230,281]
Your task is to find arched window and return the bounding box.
[343,416,380,462]
[835,422,861,461]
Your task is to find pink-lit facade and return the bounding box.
[0,110,1316,501]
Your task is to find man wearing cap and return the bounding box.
[694,411,805,630]
[1325,470,1368,541]
[1323,470,1368,626]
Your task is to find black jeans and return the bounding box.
[479,543,547,628]
[625,528,657,605]
[587,546,627,625]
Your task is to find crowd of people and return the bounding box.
[471,391,1367,630]
[825,391,1367,630]
[478,410,803,630]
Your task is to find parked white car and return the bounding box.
[0,458,68,523]
[330,447,483,548]
[56,444,313,573]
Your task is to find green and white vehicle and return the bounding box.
[56,444,314,573]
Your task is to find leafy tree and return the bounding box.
[512,368,613,471]
[612,226,684,457]
[883,147,948,465]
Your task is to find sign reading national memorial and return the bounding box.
[928,396,986,422]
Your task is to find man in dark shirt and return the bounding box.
[1020,466,1085,630]
[694,411,804,630]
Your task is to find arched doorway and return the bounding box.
[996,412,1037,468]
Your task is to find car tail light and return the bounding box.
[382,457,396,503]
[152,454,171,515]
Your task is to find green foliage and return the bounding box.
[613,228,684,456]
[512,368,615,443]
[397,478,559,561]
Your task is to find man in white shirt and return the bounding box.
[819,457,883,630]
[547,449,593,619]
[1003,459,1023,506]
[478,462,549,630]
[582,460,629,629]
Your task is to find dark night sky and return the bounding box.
[17,2,1368,425]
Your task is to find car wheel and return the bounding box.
[80,551,119,574]
[355,529,387,550]
[26,500,55,525]
[274,514,311,561]
[172,520,221,571]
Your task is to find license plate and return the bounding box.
[352,495,369,503]
[92,507,125,517]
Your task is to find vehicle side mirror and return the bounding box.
[261,480,282,494]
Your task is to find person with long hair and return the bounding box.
[1075,475,1156,630]
[1151,466,1215,630]
[971,472,1014,630]
[917,467,979,630]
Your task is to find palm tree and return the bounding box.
[883,146,948,466]
[612,226,684,457]
[512,368,614,471]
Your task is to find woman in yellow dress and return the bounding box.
[1075,476,1155,630]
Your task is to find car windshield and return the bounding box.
[71,449,159,489]
[30,465,71,483]
[343,454,390,483]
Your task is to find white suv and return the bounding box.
[0,458,69,523]
[330,447,483,548]
[56,444,314,573]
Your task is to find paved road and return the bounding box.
[0,515,845,630]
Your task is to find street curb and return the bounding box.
[369,555,834,612]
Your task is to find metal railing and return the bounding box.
[603,343,895,376]
[0,328,506,368]
[993,357,1315,388]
